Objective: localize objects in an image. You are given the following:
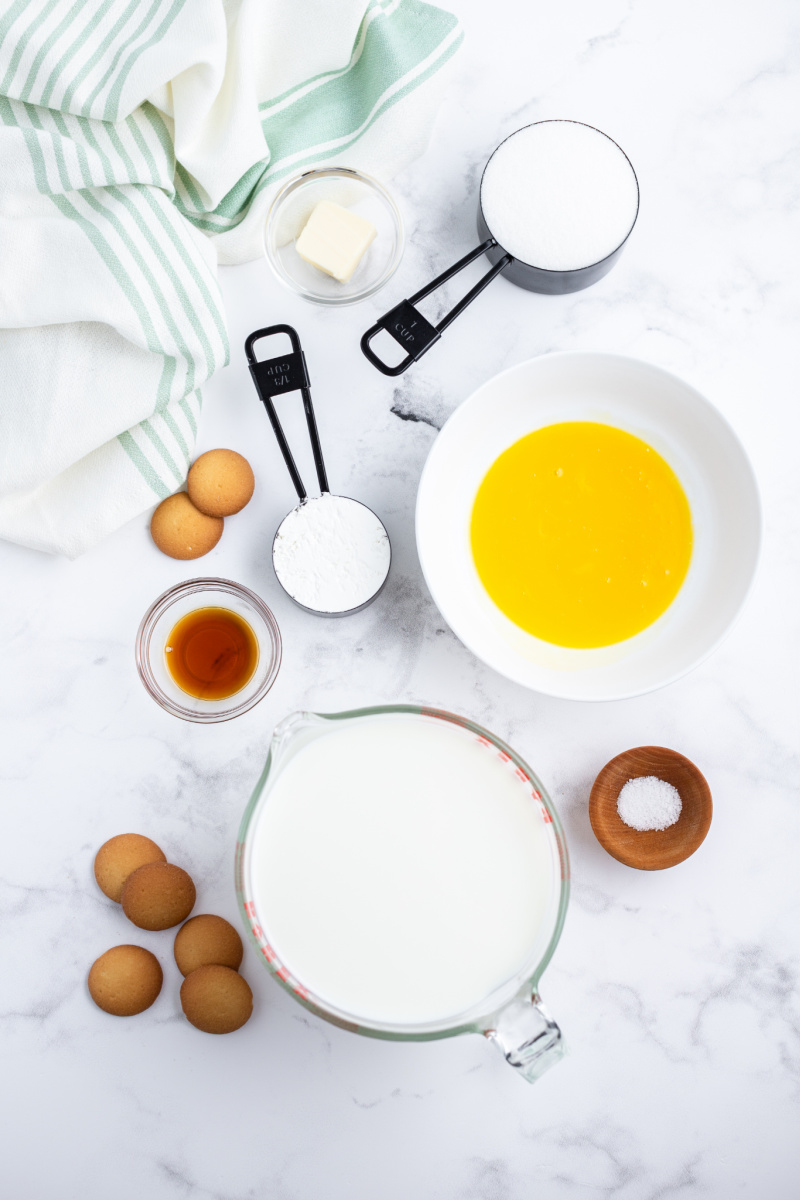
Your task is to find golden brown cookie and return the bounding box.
[88,945,163,1016]
[150,492,223,560]
[187,449,255,518]
[180,964,253,1034]
[94,833,167,903]
[174,914,244,977]
[121,862,196,931]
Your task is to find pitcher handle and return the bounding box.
[485,992,565,1083]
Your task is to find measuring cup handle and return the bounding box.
[245,323,330,499]
[360,240,512,376]
[361,301,441,376]
[485,992,565,1084]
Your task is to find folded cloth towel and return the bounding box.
[0,0,462,557]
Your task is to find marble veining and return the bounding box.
[2,0,800,1196]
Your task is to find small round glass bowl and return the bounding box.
[264,166,404,305]
[135,578,282,723]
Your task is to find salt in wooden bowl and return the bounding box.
[589,745,712,870]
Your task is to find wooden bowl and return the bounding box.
[589,746,712,870]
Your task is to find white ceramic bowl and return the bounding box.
[416,353,761,701]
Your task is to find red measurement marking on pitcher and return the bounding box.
[245,889,315,1001]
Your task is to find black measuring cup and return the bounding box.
[360,120,639,376]
[246,325,391,616]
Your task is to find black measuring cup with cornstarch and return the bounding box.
[360,120,639,376]
[246,325,391,616]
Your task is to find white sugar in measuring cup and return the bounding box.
[246,325,391,615]
[361,119,639,375]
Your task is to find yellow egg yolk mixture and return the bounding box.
[470,421,693,648]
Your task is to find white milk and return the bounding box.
[248,714,556,1025]
[480,120,639,271]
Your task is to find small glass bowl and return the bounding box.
[135,578,282,723]
[264,166,404,306]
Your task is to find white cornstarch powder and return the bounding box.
[617,776,683,832]
[480,121,639,272]
[273,493,391,614]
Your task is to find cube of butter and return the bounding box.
[295,200,377,283]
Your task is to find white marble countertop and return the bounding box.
[3,1,799,1196]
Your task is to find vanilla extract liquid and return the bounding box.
[165,607,258,700]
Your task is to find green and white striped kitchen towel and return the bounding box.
[0,0,462,556]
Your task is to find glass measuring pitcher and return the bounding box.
[235,705,570,1083]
